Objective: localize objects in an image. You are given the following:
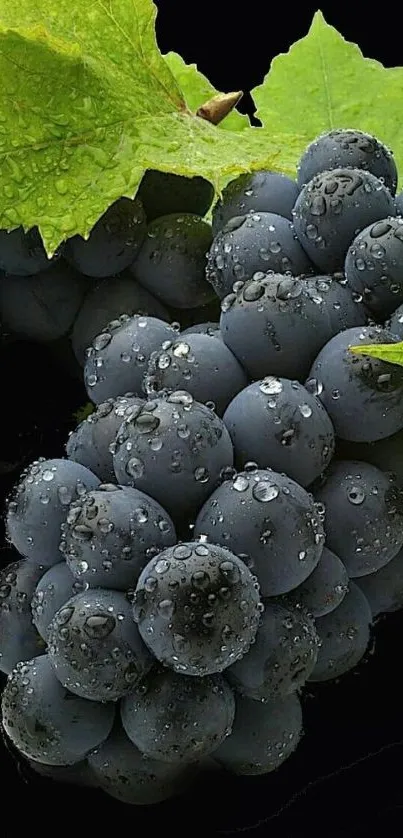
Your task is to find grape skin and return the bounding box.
[59,484,176,591]
[181,321,222,338]
[112,391,234,524]
[387,303,403,339]
[226,600,319,701]
[194,467,325,597]
[308,581,372,682]
[0,260,87,342]
[64,197,147,278]
[213,692,303,776]
[212,170,300,234]
[336,429,403,486]
[222,376,335,487]
[84,313,178,404]
[0,559,46,674]
[137,170,214,222]
[6,458,100,567]
[47,588,153,702]
[120,667,235,763]
[31,562,87,642]
[132,541,262,676]
[131,213,215,309]
[173,296,222,332]
[344,217,403,318]
[354,547,403,618]
[307,325,403,442]
[395,190,403,214]
[206,211,313,300]
[293,168,396,273]
[1,655,115,765]
[297,130,398,193]
[314,460,403,576]
[285,547,349,617]
[0,225,62,275]
[220,273,367,383]
[70,272,170,366]
[87,723,198,805]
[66,395,144,483]
[145,332,248,416]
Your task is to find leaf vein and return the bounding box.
[317,24,334,129]
[95,0,182,109]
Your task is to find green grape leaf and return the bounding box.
[253,10,403,182]
[163,52,249,131]
[0,0,302,256]
[73,402,95,424]
[349,343,403,367]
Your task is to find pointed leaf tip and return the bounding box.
[349,343,403,367]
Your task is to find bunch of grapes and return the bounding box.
[2,128,403,806]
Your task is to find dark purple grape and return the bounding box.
[285,547,349,617]
[226,600,319,701]
[314,460,403,576]
[47,588,152,702]
[0,558,45,674]
[120,667,235,763]
[194,467,325,597]
[0,260,86,342]
[6,458,100,566]
[355,547,403,618]
[213,692,303,775]
[212,170,300,234]
[220,273,367,383]
[131,213,215,309]
[345,217,403,318]
[308,582,372,682]
[31,561,86,642]
[66,395,145,483]
[1,655,114,765]
[59,484,176,591]
[206,211,313,299]
[64,197,146,278]
[112,390,234,525]
[87,723,198,805]
[181,321,221,338]
[84,313,177,404]
[137,170,214,222]
[71,272,170,365]
[0,225,62,275]
[293,168,396,273]
[307,325,403,442]
[297,130,397,193]
[336,429,403,486]
[145,332,248,416]
[222,376,335,487]
[132,541,262,676]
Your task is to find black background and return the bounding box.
[1,2,403,835]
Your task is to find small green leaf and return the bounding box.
[73,402,95,423]
[0,0,302,256]
[253,10,403,182]
[163,52,249,131]
[349,343,403,367]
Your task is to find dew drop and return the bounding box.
[252,482,279,502]
[347,486,366,505]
